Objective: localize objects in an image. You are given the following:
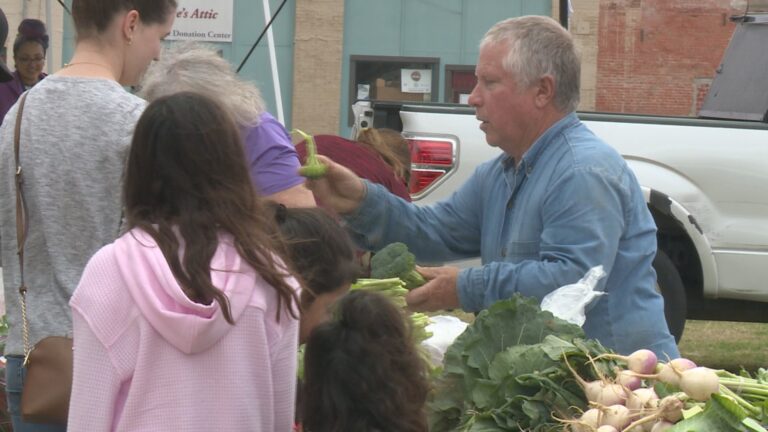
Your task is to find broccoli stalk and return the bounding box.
[293,128,328,179]
[351,278,408,308]
[370,242,426,290]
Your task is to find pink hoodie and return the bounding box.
[68,228,300,431]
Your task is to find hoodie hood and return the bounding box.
[114,229,262,354]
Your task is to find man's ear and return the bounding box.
[122,10,140,43]
[534,74,556,108]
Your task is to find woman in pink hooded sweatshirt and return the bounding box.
[68,91,301,431]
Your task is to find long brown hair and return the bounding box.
[123,91,298,323]
[356,127,412,185]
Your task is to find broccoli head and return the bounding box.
[370,242,426,289]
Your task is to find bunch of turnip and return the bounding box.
[561,349,726,431]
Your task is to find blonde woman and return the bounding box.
[140,43,315,207]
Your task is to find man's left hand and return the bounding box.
[405,265,461,312]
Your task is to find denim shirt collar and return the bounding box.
[503,112,580,175]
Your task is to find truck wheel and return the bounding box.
[653,250,686,343]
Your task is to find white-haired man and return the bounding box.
[307,15,678,358]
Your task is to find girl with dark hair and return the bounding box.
[0,1,176,430]
[268,203,359,431]
[0,18,49,123]
[68,92,301,431]
[302,290,431,432]
[270,203,360,343]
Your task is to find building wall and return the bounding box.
[570,0,601,111]
[595,0,738,116]
[337,0,552,136]
[7,0,736,133]
[291,0,345,135]
[0,0,65,73]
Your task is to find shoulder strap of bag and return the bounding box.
[13,91,33,364]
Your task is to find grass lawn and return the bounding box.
[678,320,768,374]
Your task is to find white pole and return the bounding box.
[45,0,52,73]
[262,0,284,124]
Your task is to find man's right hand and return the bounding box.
[405,265,461,312]
[303,155,367,214]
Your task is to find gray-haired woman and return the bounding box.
[140,43,315,207]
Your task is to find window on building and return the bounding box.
[348,55,439,125]
[444,65,476,104]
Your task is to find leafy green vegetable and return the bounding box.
[370,242,426,289]
[668,394,768,432]
[428,294,615,431]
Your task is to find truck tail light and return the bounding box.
[407,137,457,198]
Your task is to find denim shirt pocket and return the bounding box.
[504,240,540,261]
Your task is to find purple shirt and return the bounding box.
[243,112,304,196]
[0,71,47,126]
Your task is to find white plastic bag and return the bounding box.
[420,315,468,365]
[540,265,607,326]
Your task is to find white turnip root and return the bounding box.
[564,356,628,405]
[626,387,659,418]
[656,358,697,386]
[623,358,697,387]
[679,367,720,401]
[622,394,685,431]
[596,383,630,406]
[650,420,675,432]
[616,369,642,391]
[563,408,601,432]
[597,349,659,375]
[657,395,684,423]
[600,405,631,430]
[580,408,601,428]
[597,426,619,432]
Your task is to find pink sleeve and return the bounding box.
[67,309,122,432]
[271,318,299,432]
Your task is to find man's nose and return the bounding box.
[467,85,480,107]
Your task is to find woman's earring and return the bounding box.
[127,38,133,46]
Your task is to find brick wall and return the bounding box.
[595,0,738,116]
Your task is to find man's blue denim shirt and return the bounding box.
[346,113,679,358]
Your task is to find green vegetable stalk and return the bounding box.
[293,128,328,179]
[370,242,426,289]
[714,369,768,423]
[410,312,433,344]
[351,277,408,308]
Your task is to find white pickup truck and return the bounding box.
[354,101,768,342]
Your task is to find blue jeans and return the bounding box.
[5,356,67,432]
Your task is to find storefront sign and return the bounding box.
[168,0,234,42]
[401,69,432,93]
